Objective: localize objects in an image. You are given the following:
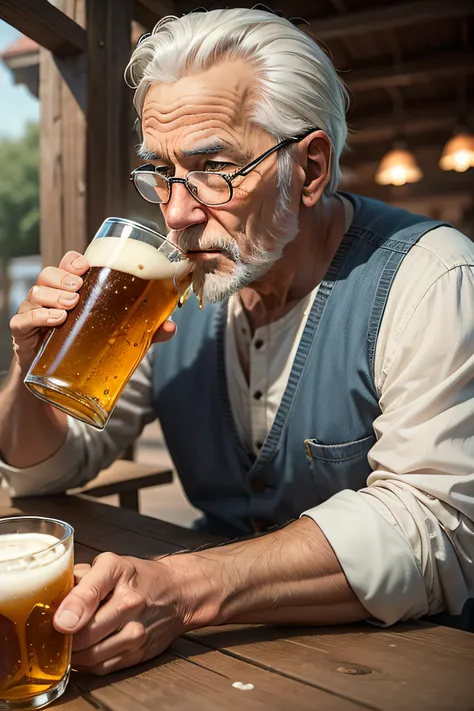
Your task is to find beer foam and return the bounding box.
[85,236,179,280]
[0,533,71,604]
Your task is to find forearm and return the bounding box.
[0,358,68,468]
[176,517,368,630]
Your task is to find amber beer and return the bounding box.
[24,219,190,428]
[0,517,74,710]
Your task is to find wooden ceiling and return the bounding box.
[135,0,474,199]
[1,0,472,206]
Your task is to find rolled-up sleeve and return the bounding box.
[0,349,157,497]
[303,260,474,625]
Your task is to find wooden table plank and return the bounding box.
[5,496,183,559]
[50,686,97,710]
[3,493,223,549]
[2,493,473,711]
[70,637,364,711]
[190,624,474,711]
[53,493,226,548]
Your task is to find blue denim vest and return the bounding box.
[152,193,447,537]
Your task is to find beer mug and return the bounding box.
[0,516,74,710]
[24,218,191,429]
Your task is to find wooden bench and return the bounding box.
[70,460,173,513]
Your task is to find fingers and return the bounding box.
[57,251,89,275]
[10,306,67,338]
[72,586,146,652]
[21,285,80,313]
[34,267,84,296]
[74,564,91,583]
[72,621,147,670]
[10,258,86,351]
[151,319,177,344]
[54,552,124,634]
[75,643,149,677]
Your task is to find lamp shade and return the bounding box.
[375,148,423,186]
[439,132,474,172]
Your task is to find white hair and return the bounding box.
[125,7,349,196]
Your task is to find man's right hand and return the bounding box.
[10,251,89,374]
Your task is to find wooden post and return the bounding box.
[86,0,134,236]
[39,0,86,267]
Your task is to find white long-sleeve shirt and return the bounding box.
[1,211,473,626]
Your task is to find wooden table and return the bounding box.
[1,493,473,711]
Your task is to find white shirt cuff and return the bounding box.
[302,489,429,625]
[0,418,88,497]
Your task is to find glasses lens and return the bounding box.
[187,172,231,206]
[134,171,169,204]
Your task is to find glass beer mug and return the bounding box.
[0,516,74,710]
[24,218,191,429]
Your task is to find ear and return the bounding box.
[298,131,332,208]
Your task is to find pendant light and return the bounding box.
[439,82,474,172]
[375,87,422,187]
[440,23,474,173]
[375,142,423,186]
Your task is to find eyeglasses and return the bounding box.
[130,129,316,207]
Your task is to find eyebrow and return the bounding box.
[136,144,161,161]
[182,139,230,157]
[136,137,242,162]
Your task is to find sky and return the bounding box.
[0,20,40,140]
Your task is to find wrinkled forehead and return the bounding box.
[141,60,266,157]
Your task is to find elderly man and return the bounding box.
[1,8,473,674]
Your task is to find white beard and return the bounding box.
[179,195,300,304]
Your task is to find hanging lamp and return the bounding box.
[439,23,474,173]
[375,88,422,186]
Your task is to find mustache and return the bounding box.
[177,229,241,261]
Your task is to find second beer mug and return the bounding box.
[24,218,191,429]
[0,516,74,710]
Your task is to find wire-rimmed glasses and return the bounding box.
[130,129,316,207]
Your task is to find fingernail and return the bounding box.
[57,610,80,630]
[72,256,87,270]
[59,292,79,306]
[47,309,66,323]
[62,277,80,289]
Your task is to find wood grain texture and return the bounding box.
[72,636,361,711]
[0,0,86,57]
[86,0,134,236]
[190,623,474,711]
[70,460,173,500]
[39,0,87,267]
[1,494,473,710]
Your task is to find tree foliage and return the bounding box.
[0,122,39,261]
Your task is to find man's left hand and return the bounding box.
[54,552,202,675]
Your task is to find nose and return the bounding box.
[162,181,207,232]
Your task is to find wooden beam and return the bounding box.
[328,0,347,14]
[39,0,87,267]
[133,0,174,30]
[309,0,474,41]
[0,0,86,58]
[86,0,134,235]
[342,131,452,168]
[137,0,174,16]
[345,52,474,93]
[349,104,474,145]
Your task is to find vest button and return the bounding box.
[254,339,264,350]
[253,390,263,400]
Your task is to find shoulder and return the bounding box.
[412,225,474,270]
[375,226,474,390]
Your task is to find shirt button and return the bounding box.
[254,339,264,350]
[255,441,263,449]
[253,390,263,400]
